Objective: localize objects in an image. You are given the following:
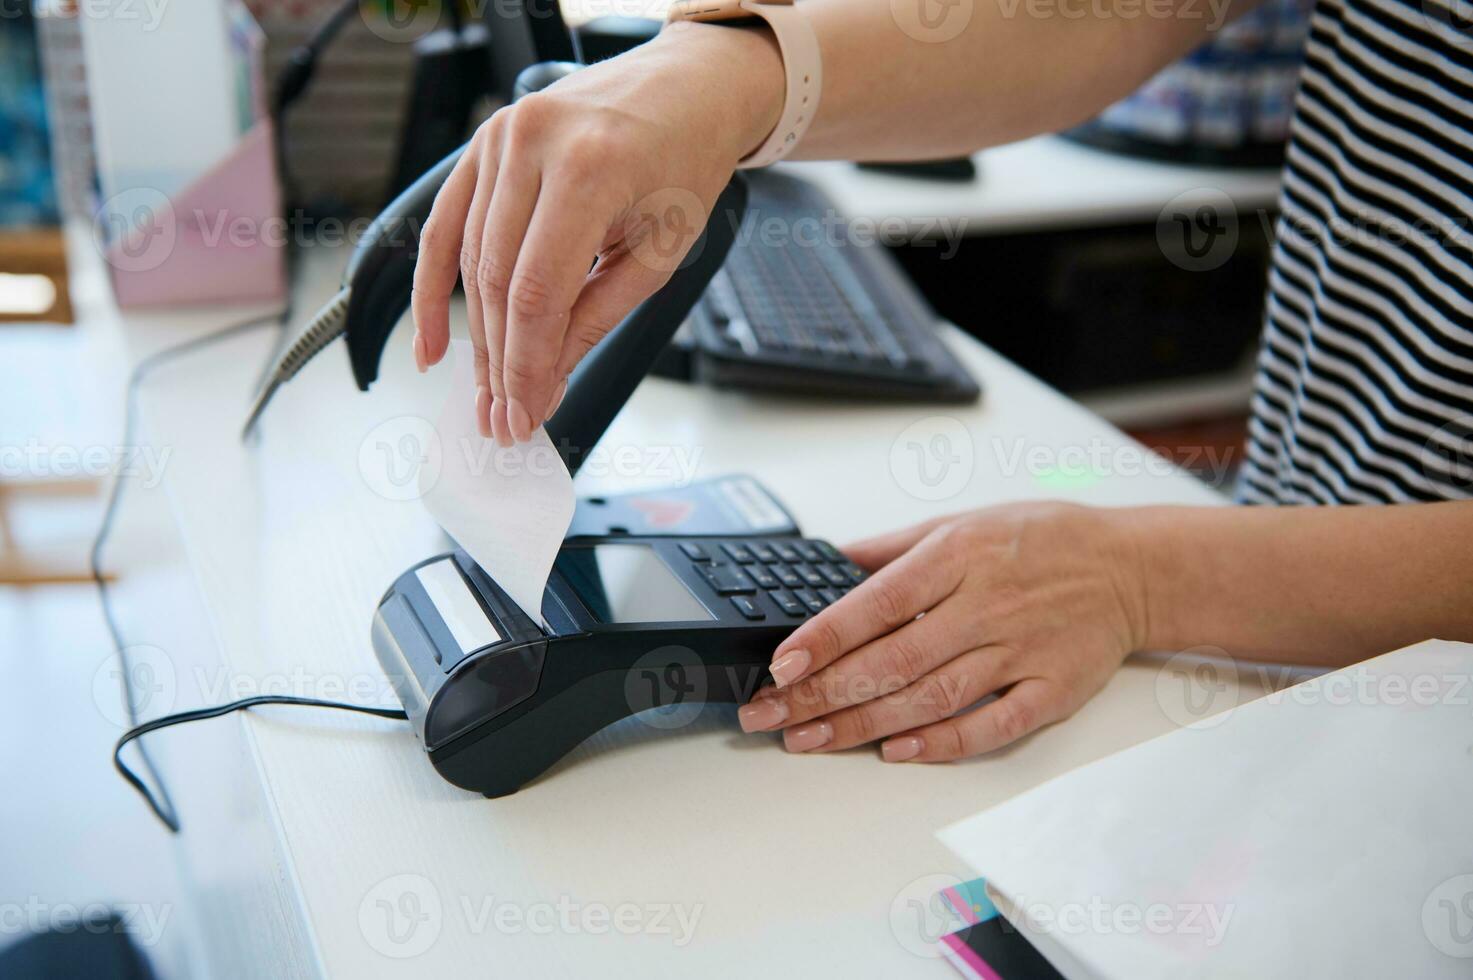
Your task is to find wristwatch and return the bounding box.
[666,0,821,168]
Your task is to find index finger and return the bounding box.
[410,142,482,359]
[768,530,962,688]
[501,181,614,439]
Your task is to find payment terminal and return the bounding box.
[359,149,865,796]
[373,532,865,797]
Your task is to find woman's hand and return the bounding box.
[737,503,1150,761]
[410,23,783,443]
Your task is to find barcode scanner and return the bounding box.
[245,61,583,435]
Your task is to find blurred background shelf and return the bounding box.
[0,227,72,324]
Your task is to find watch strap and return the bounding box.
[666,0,821,168]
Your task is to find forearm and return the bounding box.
[660,0,1256,164]
[800,0,1252,159]
[1121,502,1473,666]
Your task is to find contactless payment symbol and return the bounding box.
[629,496,696,529]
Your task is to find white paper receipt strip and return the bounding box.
[420,339,576,625]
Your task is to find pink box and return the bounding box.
[105,118,286,308]
[100,1,285,309]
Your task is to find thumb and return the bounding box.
[553,247,674,382]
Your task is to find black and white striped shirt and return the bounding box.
[1236,0,1473,504]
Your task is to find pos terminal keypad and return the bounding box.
[678,537,867,621]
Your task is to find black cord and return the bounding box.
[270,0,362,214]
[96,0,418,835]
[95,311,406,834]
[252,0,365,401]
[113,697,407,833]
[271,0,361,120]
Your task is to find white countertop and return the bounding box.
[100,243,1267,978]
[785,135,1282,235]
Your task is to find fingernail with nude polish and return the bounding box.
[413,330,428,373]
[507,399,533,443]
[881,736,924,763]
[783,722,832,753]
[769,649,810,688]
[489,397,507,446]
[547,377,569,419]
[738,697,788,732]
[475,385,492,439]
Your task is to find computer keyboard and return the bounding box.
[680,170,982,403]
